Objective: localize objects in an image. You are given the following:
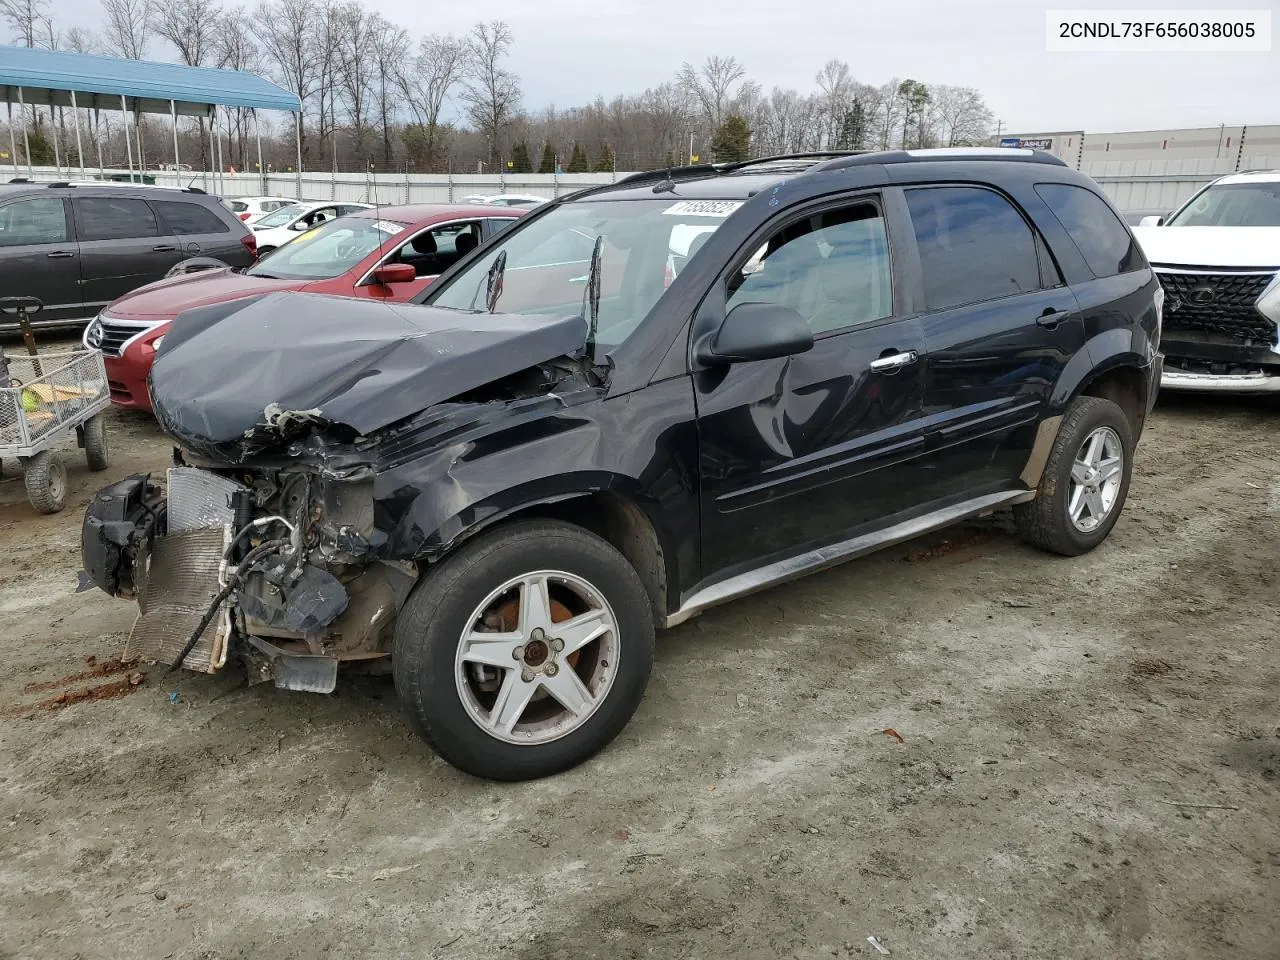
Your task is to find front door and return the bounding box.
[902,185,1085,499]
[694,194,930,580]
[0,196,81,323]
[72,196,180,309]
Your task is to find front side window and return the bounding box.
[1035,183,1141,278]
[0,197,67,247]
[426,198,743,349]
[905,186,1040,310]
[386,220,483,278]
[247,217,407,280]
[1166,181,1280,227]
[726,201,893,335]
[74,197,159,241]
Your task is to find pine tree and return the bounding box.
[510,140,533,173]
[711,115,751,163]
[594,143,616,172]
[538,142,557,174]
[566,141,589,173]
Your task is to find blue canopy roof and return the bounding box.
[0,45,300,116]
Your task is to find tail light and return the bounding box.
[241,233,258,258]
[239,212,252,221]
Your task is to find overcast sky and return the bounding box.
[62,0,1280,133]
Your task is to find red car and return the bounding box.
[83,204,525,412]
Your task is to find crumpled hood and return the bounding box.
[1133,226,1280,269]
[149,291,587,461]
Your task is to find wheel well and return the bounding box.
[1079,366,1146,436]
[458,494,669,622]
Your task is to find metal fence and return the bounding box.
[11,153,1280,215]
[8,165,621,204]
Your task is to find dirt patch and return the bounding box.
[9,670,146,716]
[22,654,142,694]
[0,390,1279,960]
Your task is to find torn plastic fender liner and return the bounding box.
[149,291,589,462]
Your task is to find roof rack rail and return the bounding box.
[813,147,1068,171]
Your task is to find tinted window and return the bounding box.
[1035,183,1140,277]
[0,197,67,247]
[727,202,892,335]
[155,200,229,236]
[75,197,159,241]
[1167,181,1280,227]
[905,187,1040,310]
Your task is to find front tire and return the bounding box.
[1014,396,1133,556]
[82,414,109,471]
[23,450,67,514]
[393,520,655,781]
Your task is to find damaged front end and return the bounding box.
[81,291,600,693]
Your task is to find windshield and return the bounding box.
[255,204,305,229]
[1167,182,1280,227]
[426,198,742,348]
[247,217,405,280]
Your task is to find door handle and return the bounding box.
[46,250,74,258]
[1037,308,1070,329]
[153,244,178,252]
[869,350,919,372]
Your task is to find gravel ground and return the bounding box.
[0,390,1277,960]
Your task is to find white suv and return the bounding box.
[1132,170,1280,392]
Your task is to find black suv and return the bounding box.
[81,149,1163,780]
[0,180,256,333]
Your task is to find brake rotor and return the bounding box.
[492,595,583,668]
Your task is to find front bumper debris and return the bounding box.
[82,466,353,690]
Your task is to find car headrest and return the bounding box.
[454,232,478,257]
[412,233,437,254]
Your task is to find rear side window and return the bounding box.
[905,186,1041,310]
[1035,183,1142,278]
[484,217,517,237]
[0,197,67,246]
[155,200,230,235]
[74,197,159,241]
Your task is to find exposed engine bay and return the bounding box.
[80,291,602,693]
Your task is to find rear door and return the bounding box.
[153,198,249,266]
[0,195,82,324]
[903,184,1084,500]
[694,192,931,578]
[72,195,180,308]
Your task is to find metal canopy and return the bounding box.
[0,45,300,116]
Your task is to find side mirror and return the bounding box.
[1138,215,1164,227]
[697,302,815,364]
[373,263,416,285]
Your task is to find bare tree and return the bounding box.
[333,1,375,164]
[676,55,746,132]
[64,26,98,52]
[253,0,320,162]
[154,0,221,67]
[367,14,409,166]
[217,8,262,169]
[102,0,152,59]
[461,20,520,167]
[815,59,855,149]
[929,85,993,147]
[0,0,47,46]
[397,32,466,171]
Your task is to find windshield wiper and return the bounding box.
[467,250,508,312]
[582,236,603,355]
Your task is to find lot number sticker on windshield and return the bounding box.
[373,220,405,235]
[662,200,743,218]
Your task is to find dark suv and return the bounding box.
[0,180,256,333]
[81,149,1163,780]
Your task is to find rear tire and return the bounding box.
[23,450,67,514]
[82,414,109,471]
[1014,396,1133,556]
[393,520,655,781]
